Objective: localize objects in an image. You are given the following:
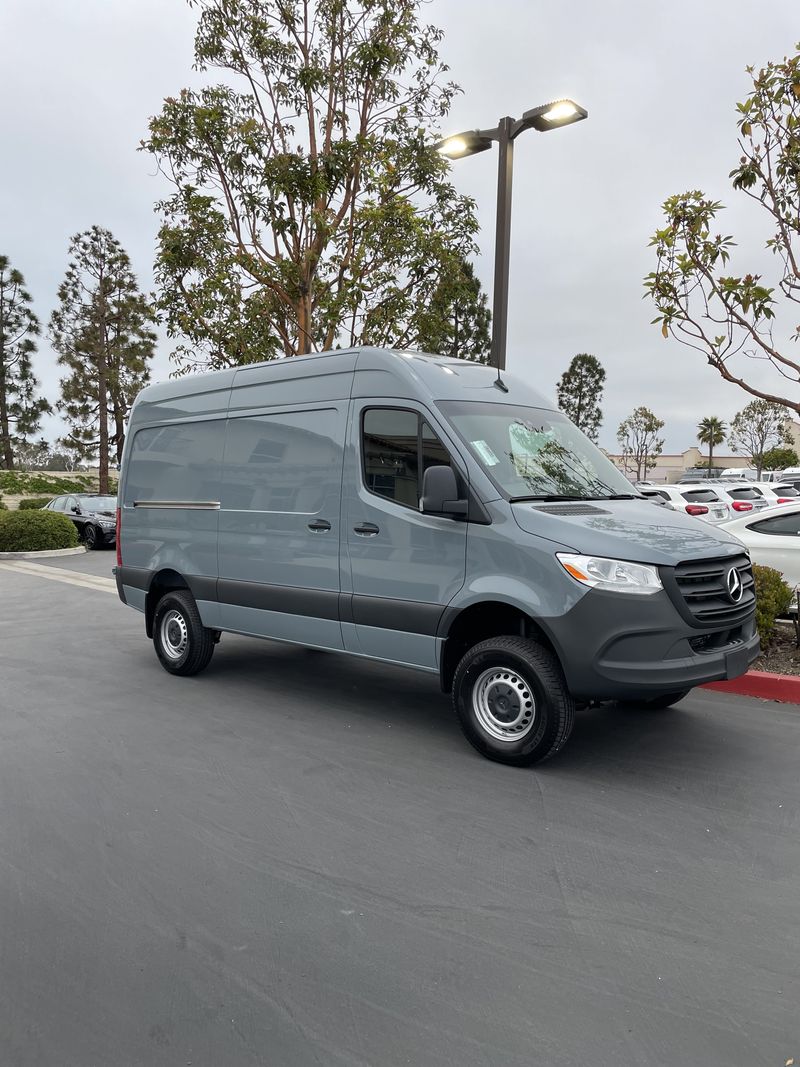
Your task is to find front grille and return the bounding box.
[666,553,755,627]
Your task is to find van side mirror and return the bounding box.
[420,465,468,518]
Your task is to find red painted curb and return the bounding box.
[702,671,800,704]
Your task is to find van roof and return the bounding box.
[129,347,556,424]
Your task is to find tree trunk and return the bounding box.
[98,366,109,494]
[114,409,125,465]
[708,442,713,473]
[0,365,14,470]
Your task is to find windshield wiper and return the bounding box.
[509,494,586,502]
[584,493,639,501]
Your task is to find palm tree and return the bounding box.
[697,416,727,473]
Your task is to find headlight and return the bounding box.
[98,520,116,528]
[557,553,662,595]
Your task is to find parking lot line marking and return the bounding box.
[0,561,117,594]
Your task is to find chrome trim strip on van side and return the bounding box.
[132,501,221,510]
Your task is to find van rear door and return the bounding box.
[341,401,467,669]
[217,404,347,649]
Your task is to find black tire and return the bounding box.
[152,590,215,676]
[452,637,575,766]
[84,524,99,550]
[619,690,691,711]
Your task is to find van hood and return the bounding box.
[511,499,742,566]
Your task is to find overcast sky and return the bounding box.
[1,0,798,453]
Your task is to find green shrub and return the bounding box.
[0,471,94,495]
[18,497,53,510]
[0,511,79,552]
[0,501,7,510]
[753,564,793,646]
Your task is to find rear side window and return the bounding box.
[681,489,720,503]
[750,513,800,536]
[124,420,225,504]
[50,497,66,512]
[362,408,451,508]
[222,408,341,514]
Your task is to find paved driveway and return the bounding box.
[0,556,798,1066]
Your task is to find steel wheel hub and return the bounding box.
[160,609,188,660]
[472,666,536,743]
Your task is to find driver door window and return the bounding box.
[362,409,451,509]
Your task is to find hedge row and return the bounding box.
[0,511,79,552]
[18,497,53,510]
[0,471,94,495]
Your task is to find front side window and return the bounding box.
[438,402,634,501]
[362,408,451,508]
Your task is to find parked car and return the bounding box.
[637,485,730,524]
[712,483,770,515]
[43,494,117,549]
[720,502,800,598]
[115,349,758,766]
[752,483,800,507]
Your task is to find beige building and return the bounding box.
[608,420,800,483]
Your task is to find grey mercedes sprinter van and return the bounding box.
[115,349,758,765]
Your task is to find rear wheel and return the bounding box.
[83,524,99,550]
[153,590,215,676]
[452,637,575,766]
[619,690,690,710]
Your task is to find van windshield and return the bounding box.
[438,401,636,501]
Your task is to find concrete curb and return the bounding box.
[0,546,87,560]
[702,671,800,704]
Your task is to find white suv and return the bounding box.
[637,485,730,524]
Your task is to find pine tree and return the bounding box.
[50,228,156,493]
[414,259,491,362]
[0,256,50,469]
[556,354,606,442]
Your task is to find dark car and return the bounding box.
[43,494,117,549]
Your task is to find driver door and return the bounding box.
[340,401,468,670]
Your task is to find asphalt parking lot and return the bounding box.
[1,551,798,1067]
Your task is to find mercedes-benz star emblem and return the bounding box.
[726,567,743,603]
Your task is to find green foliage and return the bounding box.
[697,416,727,472]
[556,354,606,442]
[414,259,491,362]
[0,255,51,470]
[0,499,7,510]
[762,444,799,470]
[0,510,79,552]
[17,496,53,510]
[50,227,156,492]
[617,406,665,480]
[753,564,793,646]
[645,45,800,415]
[728,400,793,476]
[142,0,480,371]
[0,471,93,494]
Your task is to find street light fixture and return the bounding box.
[436,98,588,371]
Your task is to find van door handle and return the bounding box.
[307,519,332,532]
[353,522,380,536]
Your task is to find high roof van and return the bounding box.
[115,349,758,765]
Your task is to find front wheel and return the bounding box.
[153,590,216,676]
[83,524,99,550]
[452,637,575,766]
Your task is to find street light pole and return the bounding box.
[436,99,588,374]
[491,117,515,372]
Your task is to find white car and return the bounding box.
[638,484,730,524]
[753,482,800,507]
[720,502,800,597]
[711,482,770,515]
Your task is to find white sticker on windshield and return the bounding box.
[472,439,499,466]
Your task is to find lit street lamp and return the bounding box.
[437,99,588,372]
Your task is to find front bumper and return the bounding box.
[544,587,759,701]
